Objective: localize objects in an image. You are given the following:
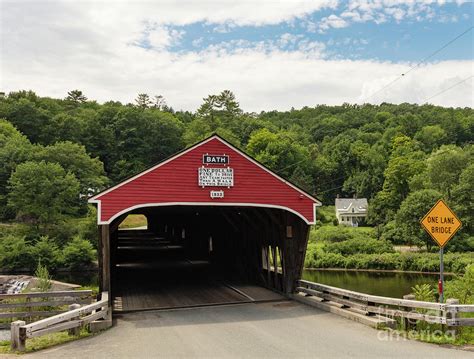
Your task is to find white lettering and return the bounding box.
[198,167,234,187]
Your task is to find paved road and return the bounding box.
[24,301,472,359]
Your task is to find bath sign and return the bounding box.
[420,199,462,248]
[203,154,229,165]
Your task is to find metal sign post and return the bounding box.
[420,199,461,304]
[439,247,444,303]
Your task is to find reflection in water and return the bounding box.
[302,270,453,298]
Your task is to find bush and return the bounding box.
[35,262,52,292]
[0,235,35,270]
[30,236,62,270]
[62,236,96,270]
[313,226,354,242]
[304,251,474,273]
[324,237,394,255]
[444,264,474,304]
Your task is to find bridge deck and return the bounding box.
[113,230,285,312]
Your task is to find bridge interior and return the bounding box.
[104,205,309,312]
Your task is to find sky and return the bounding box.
[1,0,473,112]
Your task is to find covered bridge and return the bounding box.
[89,135,321,312]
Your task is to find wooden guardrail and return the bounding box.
[10,292,110,351]
[296,280,474,327]
[0,290,93,327]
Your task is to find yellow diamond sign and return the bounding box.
[420,199,462,248]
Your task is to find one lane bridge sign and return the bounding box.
[420,199,462,248]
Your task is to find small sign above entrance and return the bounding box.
[203,154,229,165]
[420,199,462,248]
[210,190,224,199]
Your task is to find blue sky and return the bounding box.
[1,0,473,111]
[150,2,472,62]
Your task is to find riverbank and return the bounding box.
[304,268,456,275]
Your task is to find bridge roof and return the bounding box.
[89,134,321,224]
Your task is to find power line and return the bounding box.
[362,26,473,102]
[423,75,473,103]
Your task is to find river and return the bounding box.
[54,269,451,299]
[302,269,452,298]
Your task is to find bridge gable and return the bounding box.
[89,135,321,224]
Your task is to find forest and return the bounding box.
[0,89,473,271]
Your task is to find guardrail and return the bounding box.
[295,280,474,327]
[0,290,93,327]
[10,291,110,351]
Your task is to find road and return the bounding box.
[24,301,472,359]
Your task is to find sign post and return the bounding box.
[420,199,462,303]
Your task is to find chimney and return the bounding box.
[336,194,340,199]
[354,193,357,199]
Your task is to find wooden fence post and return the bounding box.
[67,304,81,336]
[10,320,26,351]
[446,298,459,338]
[402,294,416,331]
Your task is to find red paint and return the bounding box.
[89,136,319,224]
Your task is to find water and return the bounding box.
[54,271,98,287]
[302,269,453,298]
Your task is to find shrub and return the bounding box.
[324,237,394,255]
[30,236,62,270]
[313,226,353,242]
[35,262,52,292]
[62,236,96,270]
[304,250,474,273]
[0,235,35,270]
[412,283,436,302]
[444,264,474,304]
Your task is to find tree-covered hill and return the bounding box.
[0,90,472,251]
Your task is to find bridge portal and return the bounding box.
[89,135,321,312]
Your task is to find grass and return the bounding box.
[381,326,474,346]
[118,214,147,229]
[0,328,97,354]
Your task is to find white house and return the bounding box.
[335,197,368,227]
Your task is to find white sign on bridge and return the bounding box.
[198,167,234,187]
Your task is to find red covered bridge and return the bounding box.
[89,135,321,312]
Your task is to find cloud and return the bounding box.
[318,15,349,33]
[1,0,472,112]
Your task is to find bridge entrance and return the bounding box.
[89,135,321,312]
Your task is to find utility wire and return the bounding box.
[362,26,473,102]
[423,75,473,103]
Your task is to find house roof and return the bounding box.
[335,198,368,215]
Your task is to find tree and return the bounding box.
[425,145,470,200]
[197,90,242,120]
[66,90,87,103]
[395,189,443,249]
[135,93,152,109]
[34,141,108,197]
[369,135,426,225]
[8,161,80,226]
[414,125,447,153]
[152,95,167,110]
[452,163,474,234]
[0,120,34,219]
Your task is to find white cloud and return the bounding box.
[1,0,472,111]
[318,15,349,32]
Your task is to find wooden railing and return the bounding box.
[296,280,474,327]
[0,290,93,328]
[10,292,110,351]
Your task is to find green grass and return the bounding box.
[0,328,97,354]
[119,214,147,229]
